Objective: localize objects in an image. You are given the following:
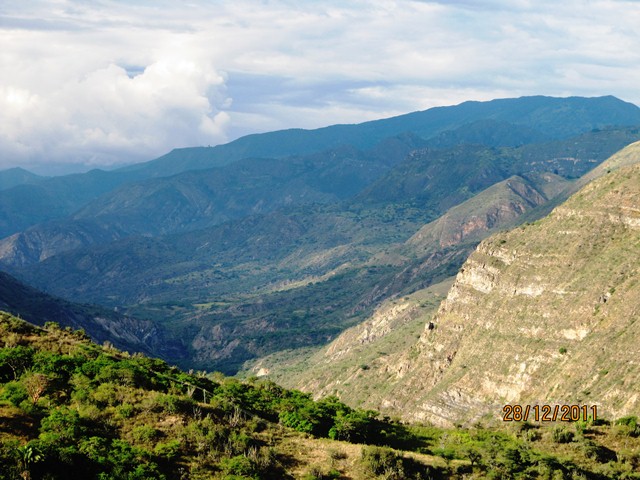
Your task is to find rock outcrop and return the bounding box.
[271,142,640,427]
[392,142,640,425]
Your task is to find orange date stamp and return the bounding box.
[502,404,597,422]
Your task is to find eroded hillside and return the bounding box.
[392,142,640,425]
[268,142,640,428]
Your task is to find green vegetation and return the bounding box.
[1,312,640,479]
[0,312,440,479]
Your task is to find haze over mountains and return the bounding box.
[1,95,640,425]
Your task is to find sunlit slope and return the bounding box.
[398,142,640,425]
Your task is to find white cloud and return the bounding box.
[0,6,231,169]
[1,0,640,171]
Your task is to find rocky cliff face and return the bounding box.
[269,142,640,426]
[392,142,640,425]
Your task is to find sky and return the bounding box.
[1,0,639,174]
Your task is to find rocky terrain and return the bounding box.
[267,141,640,426]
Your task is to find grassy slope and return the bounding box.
[1,312,640,479]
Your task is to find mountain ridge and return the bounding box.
[117,95,640,178]
[1,95,638,241]
[0,167,45,191]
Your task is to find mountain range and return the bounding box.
[1,94,640,429]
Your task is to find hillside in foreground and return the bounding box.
[2,312,640,479]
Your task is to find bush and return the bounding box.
[279,410,314,433]
[131,425,161,444]
[0,381,28,407]
[91,382,120,407]
[220,454,257,478]
[581,439,616,463]
[154,440,181,460]
[39,406,84,444]
[226,431,253,457]
[329,448,347,461]
[361,446,404,479]
[329,410,378,443]
[117,403,136,419]
[552,426,574,444]
[303,465,341,479]
[155,393,195,414]
[614,416,640,437]
[0,439,21,478]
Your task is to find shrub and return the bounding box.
[361,446,404,479]
[552,426,574,444]
[226,431,253,456]
[279,410,314,433]
[522,428,541,442]
[131,425,161,444]
[303,465,341,479]
[329,409,378,443]
[220,454,257,477]
[329,448,347,461]
[155,393,195,414]
[91,382,120,407]
[154,440,181,460]
[117,403,136,419]
[1,381,29,408]
[574,420,588,436]
[614,416,640,437]
[39,406,84,444]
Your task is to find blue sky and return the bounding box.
[1,0,639,173]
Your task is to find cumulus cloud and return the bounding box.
[0,1,232,170]
[0,61,229,167]
[1,0,640,171]
[0,37,231,169]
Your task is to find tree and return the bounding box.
[16,444,43,480]
[0,346,34,381]
[466,447,482,467]
[23,372,49,404]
